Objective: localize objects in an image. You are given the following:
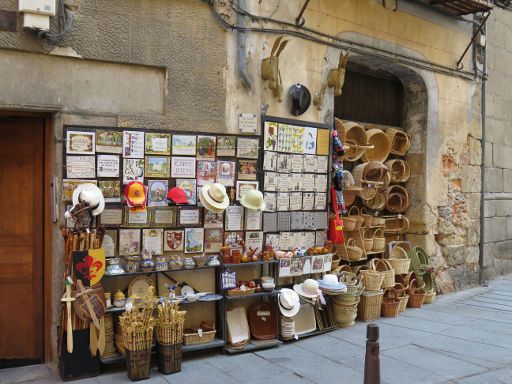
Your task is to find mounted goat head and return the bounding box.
[261,36,290,102]
[327,50,350,96]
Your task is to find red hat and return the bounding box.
[167,187,189,204]
[124,181,147,208]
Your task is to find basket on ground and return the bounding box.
[388,245,411,274]
[381,288,401,318]
[407,279,426,308]
[183,330,217,345]
[358,290,383,321]
[358,269,383,291]
[369,258,395,289]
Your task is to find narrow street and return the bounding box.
[3,275,512,384]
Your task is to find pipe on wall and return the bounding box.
[237,0,252,89]
[479,15,487,285]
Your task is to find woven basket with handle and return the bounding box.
[385,185,410,213]
[372,228,385,252]
[385,159,411,183]
[369,258,395,289]
[360,207,373,227]
[384,215,409,234]
[358,269,383,291]
[407,279,426,308]
[381,288,401,318]
[388,245,411,274]
[385,128,411,156]
[362,129,391,163]
[394,282,409,312]
[339,120,368,162]
[362,229,374,252]
[357,290,383,321]
[343,206,359,231]
[346,238,363,261]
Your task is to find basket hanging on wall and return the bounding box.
[338,120,368,162]
[385,128,411,156]
[385,159,411,183]
[385,185,410,213]
[362,129,391,163]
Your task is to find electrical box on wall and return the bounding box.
[18,0,56,16]
[22,12,50,30]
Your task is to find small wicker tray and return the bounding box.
[227,288,256,296]
[183,330,216,345]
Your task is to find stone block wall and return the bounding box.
[483,7,512,279]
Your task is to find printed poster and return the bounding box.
[264,192,277,212]
[184,228,204,253]
[147,180,168,206]
[197,161,217,186]
[303,127,317,154]
[245,231,264,256]
[98,180,121,202]
[197,136,216,160]
[97,155,120,178]
[216,161,236,187]
[263,121,278,151]
[66,131,95,155]
[119,229,141,256]
[96,130,122,154]
[263,151,277,171]
[316,129,330,156]
[123,158,144,183]
[145,156,170,178]
[145,133,171,155]
[66,156,96,179]
[164,230,184,252]
[205,228,224,253]
[123,130,145,158]
[142,228,163,255]
[172,135,196,156]
[217,136,236,157]
[171,157,196,178]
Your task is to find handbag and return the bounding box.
[329,187,345,245]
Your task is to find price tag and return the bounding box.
[257,311,271,317]
[198,328,203,337]
[398,214,402,219]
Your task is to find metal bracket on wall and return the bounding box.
[382,0,398,11]
[456,11,490,70]
[295,0,310,27]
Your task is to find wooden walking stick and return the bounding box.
[60,277,75,353]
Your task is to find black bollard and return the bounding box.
[363,323,380,384]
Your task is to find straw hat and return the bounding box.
[240,189,266,211]
[124,181,146,209]
[293,279,320,299]
[318,274,347,292]
[278,288,300,317]
[199,183,229,213]
[71,183,105,216]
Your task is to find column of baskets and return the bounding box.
[329,271,364,327]
[155,298,186,375]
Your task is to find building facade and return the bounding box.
[0,0,509,366]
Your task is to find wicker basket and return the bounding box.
[362,229,374,252]
[424,290,436,304]
[331,254,341,271]
[359,270,383,291]
[362,129,391,163]
[348,206,364,230]
[157,343,182,375]
[353,162,388,201]
[385,128,411,156]
[360,207,374,227]
[369,258,395,289]
[358,290,383,321]
[388,245,411,274]
[331,293,361,307]
[362,191,386,210]
[126,348,152,381]
[372,228,386,252]
[373,216,386,226]
[385,159,411,183]
[381,288,401,318]
[343,206,360,231]
[227,288,256,297]
[407,280,426,308]
[385,185,410,213]
[393,282,409,312]
[346,238,363,261]
[343,188,359,207]
[340,121,367,162]
[384,215,409,234]
[183,330,217,345]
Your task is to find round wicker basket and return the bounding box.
[341,121,367,162]
[363,129,391,162]
[385,159,411,183]
[385,185,410,213]
[385,128,411,156]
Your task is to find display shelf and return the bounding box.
[182,338,225,353]
[280,327,336,343]
[223,260,278,268]
[102,264,220,278]
[224,290,279,301]
[224,339,281,354]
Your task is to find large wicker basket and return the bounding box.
[343,206,361,231]
[345,238,363,261]
[357,290,383,321]
[385,128,411,156]
[183,330,217,345]
[388,245,411,274]
[372,228,386,252]
[385,185,410,213]
[424,290,436,304]
[362,129,391,163]
[384,215,409,234]
[385,159,411,183]
[362,191,386,210]
[369,258,395,289]
[353,162,388,198]
[362,229,374,252]
[359,270,383,291]
[381,288,401,318]
[339,120,368,162]
[360,207,374,227]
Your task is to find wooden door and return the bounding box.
[0,117,44,368]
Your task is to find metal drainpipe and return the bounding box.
[479,16,487,285]
[238,0,252,89]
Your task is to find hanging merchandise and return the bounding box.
[289,84,311,116]
[198,183,230,213]
[261,36,290,102]
[240,189,266,210]
[124,181,147,211]
[65,183,105,232]
[329,187,344,245]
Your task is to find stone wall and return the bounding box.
[483,7,512,279]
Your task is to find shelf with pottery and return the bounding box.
[103,263,221,278]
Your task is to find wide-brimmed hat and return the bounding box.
[199,183,229,213]
[72,183,105,216]
[318,274,347,292]
[289,84,311,116]
[241,189,266,210]
[124,181,147,209]
[293,279,319,299]
[278,288,300,317]
[167,187,189,204]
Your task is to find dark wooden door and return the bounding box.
[0,117,44,368]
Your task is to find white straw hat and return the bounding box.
[240,189,266,210]
[71,183,105,216]
[293,279,319,299]
[199,183,229,213]
[278,288,300,317]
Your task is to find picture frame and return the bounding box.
[237,160,258,181]
[62,179,97,202]
[145,133,171,155]
[97,155,120,178]
[123,206,150,227]
[142,228,163,255]
[217,136,236,157]
[122,130,145,158]
[99,207,123,226]
[171,156,196,178]
[177,207,202,227]
[96,129,122,154]
[123,158,144,183]
[66,156,96,179]
[224,231,244,246]
[151,206,177,227]
[172,135,196,156]
[245,208,262,230]
[66,130,95,155]
[176,179,197,205]
[103,230,118,257]
[204,228,224,253]
[147,180,168,206]
[225,206,244,231]
[164,230,184,252]
[216,160,236,187]
[237,137,259,159]
[145,156,170,178]
[204,210,224,228]
[197,135,216,160]
[263,121,278,151]
[236,181,259,201]
[98,180,121,203]
[119,229,141,256]
[196,160,217,186]
[184,228,204,253]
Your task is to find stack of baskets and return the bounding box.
[331,272,364,327]
[356,259,393,321]
[389,242,413,312]
[410,246,437,304]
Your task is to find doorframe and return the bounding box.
[0,110,53,363]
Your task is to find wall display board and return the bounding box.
[260,116,331,278]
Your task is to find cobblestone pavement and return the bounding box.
[2,275,512,384]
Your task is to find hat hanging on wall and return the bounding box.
[70,183,105,216]
[167,187,189,205]
[124,181,147,211]
[289,84,311,116]
[240,189,266,211]
[199,183,230,213]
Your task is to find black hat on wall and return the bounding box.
[289,84,311,116]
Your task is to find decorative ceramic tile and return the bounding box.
[291,211,305,230]
[263,212,278,232]
[316,212,328,229]
[304,212,316,230]
[277,212,291,231]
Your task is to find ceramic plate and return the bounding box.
[181,285,195,296]
[128,276,154,297]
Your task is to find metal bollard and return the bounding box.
[363,323,380,384]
